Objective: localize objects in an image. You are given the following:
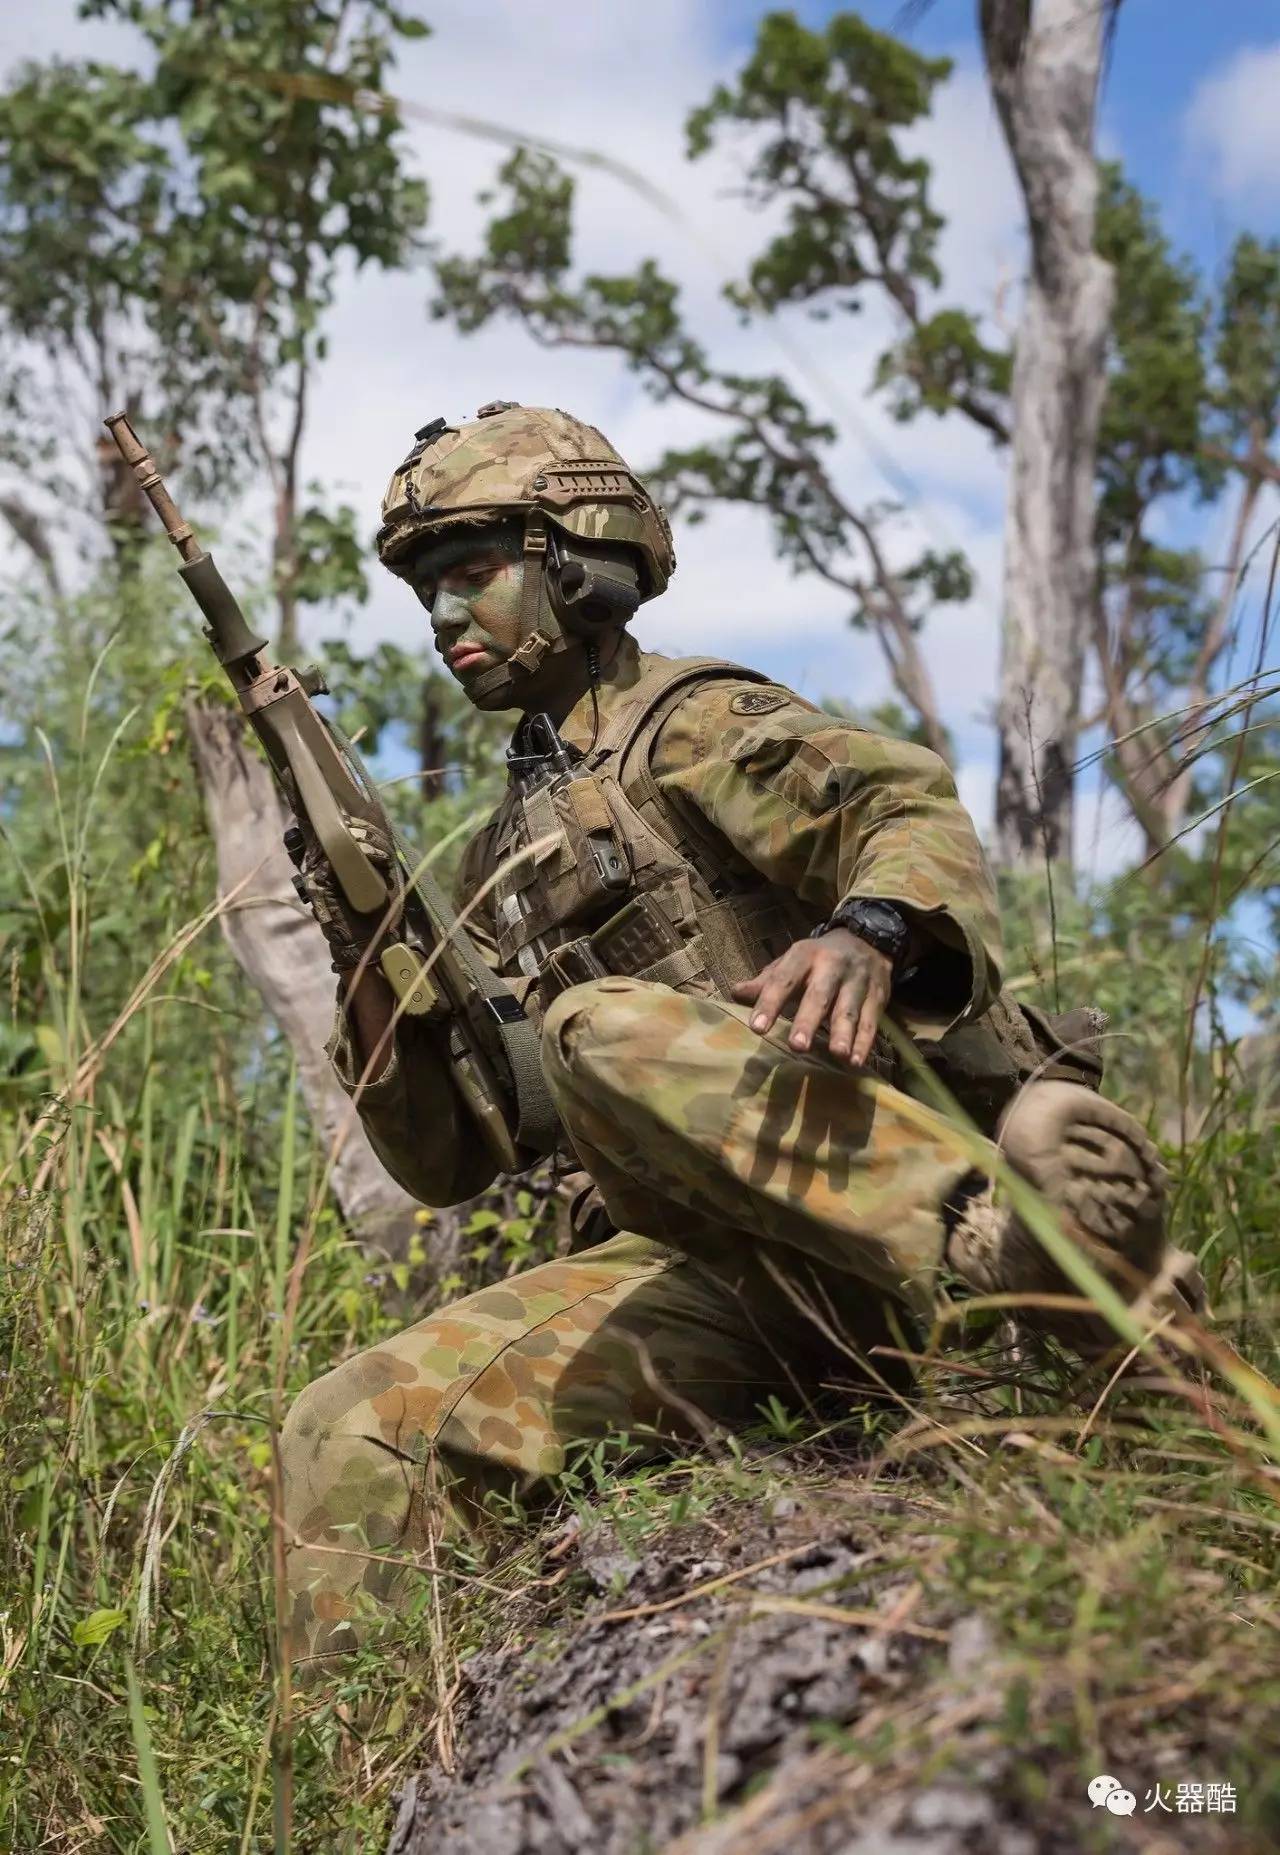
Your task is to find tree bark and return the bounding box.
[420,675,449,802]
[1159,468,1262,835]
[982,0,1115,869]
[184,698,423,1259]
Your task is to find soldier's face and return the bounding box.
[413,535,526,698]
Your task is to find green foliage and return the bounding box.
[0,568,528,1847]
[685,11,1008,441]
[687,11,951,305]
[0,562,234,1102]
[0,0,429,644]
[321,636,437,759]
[292,495,370,610]
[989,160,1274,860]
[1214,233,1280,447]
[874,304,1011,430]
[0,56,164,333]
[1095,162,1213,536]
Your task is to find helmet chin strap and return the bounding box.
[467,511,574,705]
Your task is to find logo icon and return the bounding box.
[1091,1775,1238,1816]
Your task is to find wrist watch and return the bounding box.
[812,897,911,975]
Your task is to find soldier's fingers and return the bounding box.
[747,951,809,1033]
[851,970,890,1068]
[788,957,844,1052]
[827,975,867,1062]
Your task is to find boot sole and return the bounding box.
[998,1082,1167,1286]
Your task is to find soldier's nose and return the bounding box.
[431,588,470,633]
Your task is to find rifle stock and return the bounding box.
[104,412,557,1175]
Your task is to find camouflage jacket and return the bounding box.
[330,637,1015,1206]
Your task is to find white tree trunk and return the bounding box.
[184,699,422,1258]
[982,0,1114,868]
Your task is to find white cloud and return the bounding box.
[956,753,995,840]
[300,3,1021,785]
[1186,41,1280,202]
[5,0,1023,841]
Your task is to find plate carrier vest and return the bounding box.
[488,657,817,1022]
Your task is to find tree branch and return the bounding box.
[0,494,63,600]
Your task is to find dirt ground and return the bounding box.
[383,1486,1260,1855]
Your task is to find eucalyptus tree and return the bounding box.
[0,0,428,647]
[433,12,1011,766]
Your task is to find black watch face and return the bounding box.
[842,901,907,961]
[861,902,900,933]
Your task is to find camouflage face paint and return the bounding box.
[410,525,528,689]
[426,557,528,686]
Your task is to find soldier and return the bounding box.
[281,403,1196,1665]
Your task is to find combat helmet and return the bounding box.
[377,401,676,702]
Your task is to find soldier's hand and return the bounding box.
[284,817,405,976]
[733,928,892,1068]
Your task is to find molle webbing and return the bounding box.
[611,662,774,893]
[578,658,811,995]
[586,655,805,906]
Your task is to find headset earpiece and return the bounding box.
[547,533,642,637]
[556,559,641,633]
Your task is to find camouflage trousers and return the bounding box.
[281,978,988,1664]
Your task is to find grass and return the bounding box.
[0,663,409,1848]
[0,1069,407,1850]
[344,1389,1280,1846]
[2,644,1278,1850]
[400,1364,1280,1842]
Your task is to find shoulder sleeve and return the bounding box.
[318,811,511,1208]
[652,681,1002,1022]
[325,1008,498,1206]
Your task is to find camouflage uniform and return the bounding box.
[282,632,1068,1664]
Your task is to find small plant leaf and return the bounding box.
[73,1607,127,1647]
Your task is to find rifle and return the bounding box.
[104,413,557,1175]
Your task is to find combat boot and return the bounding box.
[947,1080,1203,1358]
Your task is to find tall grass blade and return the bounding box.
[125,1655,173,1855]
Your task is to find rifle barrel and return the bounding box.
[103,413,202,565]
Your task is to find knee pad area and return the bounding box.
[541,976,644,1075]
[280,1368,342,1448]
[281,1341,434,1452]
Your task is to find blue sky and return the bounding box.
[866,0,1280,253]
